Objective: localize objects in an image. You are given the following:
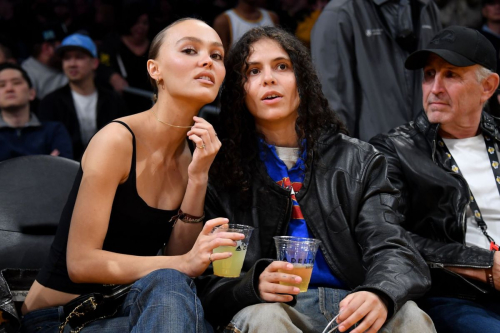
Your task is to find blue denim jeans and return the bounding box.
[419,296,500,333]
[224,287,435,333]
[21,269,214,333]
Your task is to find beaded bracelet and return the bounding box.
[170,209,205,226]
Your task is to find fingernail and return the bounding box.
[293,287,300,293]
[287,263,293,269]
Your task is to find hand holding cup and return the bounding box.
[181,218,244,277]
[273,236,321,293]
[258,261,301,302]
[211,224,254,278]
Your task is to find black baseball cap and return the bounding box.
[405,26,497,72]
[30,22,66,45]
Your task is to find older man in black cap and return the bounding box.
[370,26,500,332]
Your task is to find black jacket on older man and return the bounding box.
[370,111,500,300]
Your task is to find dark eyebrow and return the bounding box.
[248,56,290,66]
[175,36,223,48]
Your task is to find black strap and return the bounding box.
[437,135,500,248]
[111,120,136,174]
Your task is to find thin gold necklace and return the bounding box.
[151,108,192,129]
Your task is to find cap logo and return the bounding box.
[430,30,455,45]
[42,30,56,41]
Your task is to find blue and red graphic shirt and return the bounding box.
[258,139,345,288]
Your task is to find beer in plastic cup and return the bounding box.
[273,236,321,292]
[212,224,254,277]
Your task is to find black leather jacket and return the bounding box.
[196,132,431,328]
[370,111,500,299]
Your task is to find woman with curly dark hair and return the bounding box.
[210,24,347,194]
[197,26,436,333]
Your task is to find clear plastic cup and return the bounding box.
[273,236,321,292]
[212,224,254,278]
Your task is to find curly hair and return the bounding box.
[210,26,347,194]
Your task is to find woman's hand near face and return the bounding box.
[179,218,245,277]
[258,261,301,302]
[165,116,221,256]
[186,116,221,183]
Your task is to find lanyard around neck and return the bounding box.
[437,134,500,250]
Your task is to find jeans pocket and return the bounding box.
[21,307,61,333]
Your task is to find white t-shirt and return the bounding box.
[71,90,98,145]
[225,9,275,46]
[443,134,500,249]
[275,146,300,170]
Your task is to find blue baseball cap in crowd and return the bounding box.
[57,33,97,58]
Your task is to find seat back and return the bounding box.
[0,155,79,269]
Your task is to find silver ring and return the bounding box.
[208,253,213,262]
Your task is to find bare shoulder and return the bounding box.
[81,119,136,182]
[213,12,230,31]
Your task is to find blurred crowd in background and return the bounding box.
[0,0,497,162]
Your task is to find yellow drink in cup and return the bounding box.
[211,224,254,278]
[278,264,314,292]
[274,236,321,293]
[213,243,247,277]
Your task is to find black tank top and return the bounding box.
[37,121,177,294]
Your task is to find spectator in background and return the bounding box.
[98,3,153,114]
[90,2,117,45]
[435,0,483,28]
[39,33,126,161]
[0,43,15,64]
[149,0,175,38]
[0,63,72,162]
[311,0,441,141]
[294,0,329,49]
[214,0,279,53]
[480,0,500,117]
[481,0,500,51]
[52,0,94,35]
[276,0,327,48]
[21,23,68,101]
[0,0,29,60]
